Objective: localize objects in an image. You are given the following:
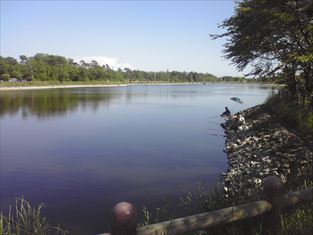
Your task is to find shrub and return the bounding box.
[1,73,10,81]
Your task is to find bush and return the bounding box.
[1,73,10,81]
[263,93,313,134]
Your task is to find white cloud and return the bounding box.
[75,56,135,70]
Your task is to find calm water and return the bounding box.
[0,84,275,234]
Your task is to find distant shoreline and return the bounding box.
[0,82,276,91]
[0,82,204,91]
[0,84,130,91]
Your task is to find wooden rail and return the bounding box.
[99,176,313,235]
[137,201,271,235]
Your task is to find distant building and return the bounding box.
[9,78,18,82]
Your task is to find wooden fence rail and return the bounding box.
[99,175,313,235]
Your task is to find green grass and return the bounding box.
[0,198,67,235]
[282,203,313,235]
[0,80,128,87]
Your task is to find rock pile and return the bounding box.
[221,105,313,196]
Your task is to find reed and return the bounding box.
[0,197,67,235]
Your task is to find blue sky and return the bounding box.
[0,0,241,76]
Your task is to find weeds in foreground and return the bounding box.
[282,203,313,235]
[0,197,67,235]
[140,177,313,235]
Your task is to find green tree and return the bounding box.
[12,70,22,80]
[213,0,313,96]
[19,55,34,81]
[1,73,10,81]
[20,55,27,63]
[1,53,219,84]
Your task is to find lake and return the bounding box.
[0,84,275,234]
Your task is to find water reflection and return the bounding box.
[0,89,118,119]
[0,84,275,235]
[0,84,276,119]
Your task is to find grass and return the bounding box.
[282,203,313,234]
[139,177,313,235]
[0,198,67,235]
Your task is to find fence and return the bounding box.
[99,175,313,235]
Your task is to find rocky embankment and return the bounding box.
[221,105,313,196]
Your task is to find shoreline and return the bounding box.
[0,82,277,91]
[0,84,130,91]
[0,82,200,91]
[221,105,313,195]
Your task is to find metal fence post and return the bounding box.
[112,202,137,235]
[263,175,284,235]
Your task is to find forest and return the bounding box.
[0,53,221,83]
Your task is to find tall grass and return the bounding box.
[140,177,313,235]
[282,203,313,234]
[0,198,67,235]
[140,178,263,233]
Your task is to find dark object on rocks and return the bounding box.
[221,107,231,117]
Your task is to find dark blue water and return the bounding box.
[0,84,275,234]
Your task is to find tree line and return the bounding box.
[0,53,220,83]
[213,0,313,104]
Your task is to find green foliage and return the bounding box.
[219,76,246,82]
[1,73,10,81]
[263,93,313,134]
[0,53,220,84]
[0,198,67,235]
[213,0,313,96]
[11,70,22,80]
[304,111,313,129]
[282,203,313,234]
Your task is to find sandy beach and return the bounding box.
[0,82,207,91]
[0,84,131,91]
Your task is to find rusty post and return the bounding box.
[263,175,284,235]
[112,202,137,235]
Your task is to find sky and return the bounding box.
[0,0,241,76]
